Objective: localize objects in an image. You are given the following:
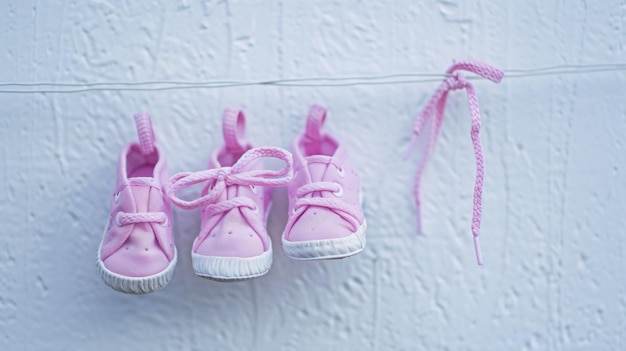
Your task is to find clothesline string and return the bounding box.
[0,63,624,94]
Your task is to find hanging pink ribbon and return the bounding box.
[405,60,504,265]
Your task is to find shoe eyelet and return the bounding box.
[333,183,344,197]
[115,211,124,226]
[250,184,258,194]
[292,207,297,215]
[251,205,260,214]
[160,215,169,227]
[114,191,121,203]
[336,167,345,178]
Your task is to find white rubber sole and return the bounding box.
[192,247,273,281]
[282,222,367,260]
[96,249,177,294]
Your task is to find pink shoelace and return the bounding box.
[116,211,167,226]
[291,182,362,232]
[166,147,293,216]
[405,60,503,265]
[116,112,167,227]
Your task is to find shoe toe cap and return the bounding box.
[287,206,354,242]
[196,222,266,258]
[103,244,170,277]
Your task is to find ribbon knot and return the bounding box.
[166,147,293,210]
[217,169,228,182]
[404,60,503,265]
[444,72,469,91]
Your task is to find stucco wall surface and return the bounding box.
[1,1,625,350]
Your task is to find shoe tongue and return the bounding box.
[127,177,161,212]
[128,177,157,186]
[305,155,332,182]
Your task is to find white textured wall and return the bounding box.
[1,1,625,350]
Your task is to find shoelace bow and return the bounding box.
[292,181,362,232]
[116,112,167,227]
[405,60,503,265]
[166,147,293,217]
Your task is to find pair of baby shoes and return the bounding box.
[97,105,366,294]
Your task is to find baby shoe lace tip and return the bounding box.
[404,134,418,160]
[473,236,483,265]
[416,218,424,235]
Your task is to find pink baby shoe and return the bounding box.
[97,112,177,294]
[282,104,366,260]
[167,109,293,281]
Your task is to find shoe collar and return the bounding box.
[116,142,167,190]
